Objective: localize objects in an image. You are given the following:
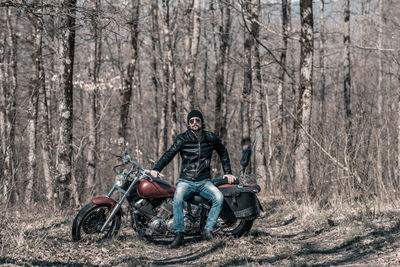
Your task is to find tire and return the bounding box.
[222,219,254,237]
[72,202,121,242]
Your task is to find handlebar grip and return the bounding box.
[145,170,164,179]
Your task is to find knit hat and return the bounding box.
[187,110,204,124]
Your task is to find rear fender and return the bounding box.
[92,196,124,216]
[218,183,261,193]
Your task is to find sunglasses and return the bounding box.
[189,118,201,124]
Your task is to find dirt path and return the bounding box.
[1,201,400,266]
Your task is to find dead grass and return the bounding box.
[1,199,400,266]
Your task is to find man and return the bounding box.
[151,110,235,248]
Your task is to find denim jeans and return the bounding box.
[173,179,224,233]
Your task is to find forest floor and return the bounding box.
[1,198,400,267]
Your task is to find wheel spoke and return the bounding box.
[215,218,254,237]
[72,203,121,243]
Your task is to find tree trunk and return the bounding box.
[151,0,161,156]
[343,0,353,163]
[158,0,170,169]
[118,0,140,144]
[0,9,7,204]
[1,8,18,205]
[169,30,178,184]
[376,0,384,197]
[275,0,290,187]
[39,9,57,204]
[40,73,54,203]
[86,82,97,200]
[57,0,77,207]
[214,0,231,138]
[398,69,400,188]
[26,5,42,205]
[86,0,103,200]
[319,0,326,130]
[250,0,267,189]
[183,0,201,112]
[287,0,296,120]
[170,59,179,185]
[203,26,209,104]
[118,70,132,142]
[241,0,252,164]
[294,0,313,198]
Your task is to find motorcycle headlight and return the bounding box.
[115,175,124,187]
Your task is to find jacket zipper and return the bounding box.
[196,140,201,177]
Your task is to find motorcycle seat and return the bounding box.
[186,177,240,205]
[187,195,209,205]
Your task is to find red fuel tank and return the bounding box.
[137,178,175,198]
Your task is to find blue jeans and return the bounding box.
[173,179,224,233]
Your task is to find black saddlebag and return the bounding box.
[219,187,261,220]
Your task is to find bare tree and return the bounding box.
[213,0,231,138]
[86,0,103,199]
[398,55,400,187]
[375,0,384,196]
[183,0,201,111]
[343,0,352,162]
[39,5,57,204]
[157,0,170,161]
[1,8,18,205]
[319,0,326,130]
[0,10,6,204]
[39,71,54,203]
[294,0,313,198]
[150,0,161,155]
[250,0,267,189]
[167,3,178,184]
[241,0,252,159]
[275,0,290,187]
[25,3,42,204]
[118,0,140,144]
[57,0,77,207]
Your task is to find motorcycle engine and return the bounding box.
[149,198,174,235]
[135,198,174,235]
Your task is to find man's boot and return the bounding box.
[202,229,214,241]
[168,232,184,249]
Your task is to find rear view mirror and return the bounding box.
[240,148,252,168]
[118,138,125,152]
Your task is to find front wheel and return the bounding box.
[218,219,254,237]
[72,202,121,242]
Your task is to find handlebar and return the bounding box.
[113,151,164,179]
[112,163,126,174]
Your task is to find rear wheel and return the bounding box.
[218,219,254,237]
[72,202,121,242]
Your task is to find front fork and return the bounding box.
[98,178,137,232]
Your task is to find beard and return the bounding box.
[190,125,203,139]
[191,125,201,132]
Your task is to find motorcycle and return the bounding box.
[72,140,263,243]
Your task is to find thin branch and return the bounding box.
[238,0,298,87]
[353,44,398,52]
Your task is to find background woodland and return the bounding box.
[1,0,400,208]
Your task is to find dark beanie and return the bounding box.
[187,110,204,124]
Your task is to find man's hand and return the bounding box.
[223,174,236,184]
[150,170,160,178]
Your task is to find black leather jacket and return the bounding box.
[153,130,232,181]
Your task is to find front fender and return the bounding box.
[92,196,123,216]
